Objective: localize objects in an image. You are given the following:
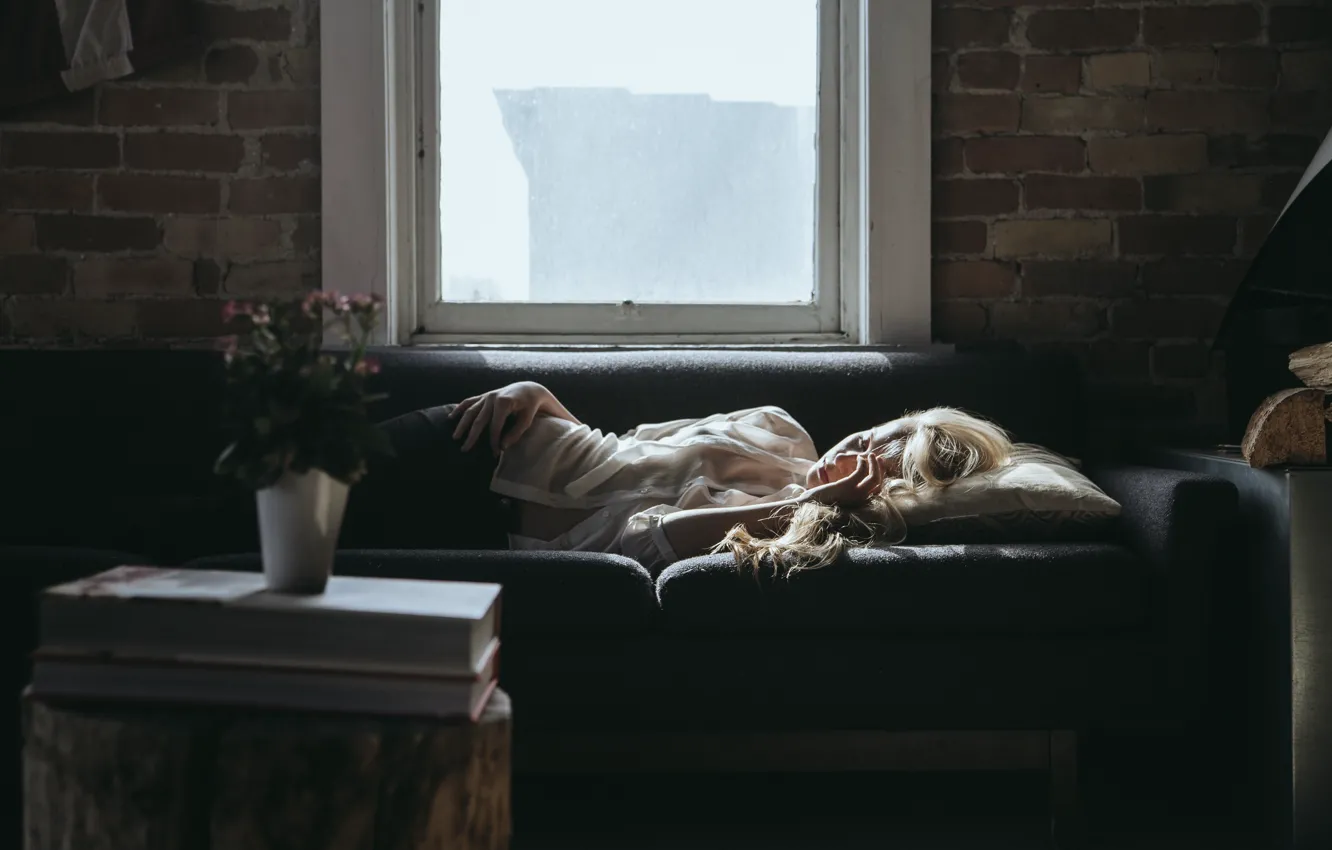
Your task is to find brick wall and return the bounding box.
[0,0,320,345]
[1,1,1330,443]
[932,0,1332,444]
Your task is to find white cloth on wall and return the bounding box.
[53,0,134,91]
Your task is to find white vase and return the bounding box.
[255,468,350,594]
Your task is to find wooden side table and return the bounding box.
[1153,448,1332,850]
[22,689,512,850]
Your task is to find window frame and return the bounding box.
[321,0,931,347]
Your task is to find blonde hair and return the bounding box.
[717,407,1013,579]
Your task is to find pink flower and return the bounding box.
[301,291,323,318]
[353,358,381,376]
[221,301,251,323]
[350,293,375,310]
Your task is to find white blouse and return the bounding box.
[488,407,818,571]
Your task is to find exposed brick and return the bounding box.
[228,90,320,130]
[934,8,1010,48]
[1240,215,1277,256]
[276,47,320,87]
[1281,50,1332,91]
[1087,53,1151,90]
[1270,5,1330,44]
[292,217,321,254]
[1271,92,1332,133]
[0,88,95,125]
[0,174,95,211]
[1143,5,1260,47]
[205,45,261,84]
[933,261,1015,299]
[932,221,989,255]
[934,139,965,176]
[991,301,1101,341]
[1111,299,1225,339]
[1025,10,1139,51]
[1118,216,1236,256]
[224,261,318,296]
[229,177,320,214]
[1217,48,1278,88]
[1020,55,1081,94]
[934,93,1020,135]
[957,52,1020,90]
[932,301,988,343]
[35,215,161,252]
[1153,343,1216,380]
[1143,175,1263,213]
[1207,134,1319,168]
[137,299,229,338]
[992,219,1112,258]
[99,175,221,214]
[0,256,69,295]
[1,131,119,169]
[261,134,320,171]
[1021,261,1136,298]
[1086,340,1152,382]
[1146,91,1268,133]
[123,133,245,173]
[195,259,224,296]
[965,136,1084,174]
[934,179,1019,216]
[1141,259,1246,297]
[0,215,36,252]
[1152,51,1214,87]
[1263,173,1302,210]
[1025,175,1141,211]
[1022,96,1144,133]
[1087,135,1208,175]
[74,258,194,297]
[933,53,952,92]
[9,299,136,339]
[99,88,220,127]
[199,4,293,41]
[164,217,284,258]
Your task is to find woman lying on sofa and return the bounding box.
[364,382,1012,576]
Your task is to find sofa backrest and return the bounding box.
[0,344,1084,559]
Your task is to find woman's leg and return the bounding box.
[340,404,512,549]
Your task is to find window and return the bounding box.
[321,0,931,346]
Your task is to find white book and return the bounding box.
[41,567,501,677]
[30,638,500,722]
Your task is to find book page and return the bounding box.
[247,576,500,621]
[48,567,268,601]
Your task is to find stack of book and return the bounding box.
[31,566,502,721]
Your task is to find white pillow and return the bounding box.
[893,444,1121,544]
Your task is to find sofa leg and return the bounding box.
[1049,730,1086,849]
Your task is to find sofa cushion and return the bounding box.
[655,543,1150,635]
[184,549,659,636]
[898,444,1122,544]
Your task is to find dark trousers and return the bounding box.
[340,405,512,550]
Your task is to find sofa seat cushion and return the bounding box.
[656,543,1151,635]
[184,549,659,637]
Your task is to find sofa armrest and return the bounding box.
[1088,464,1238,722]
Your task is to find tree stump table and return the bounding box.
[22,689,511,850]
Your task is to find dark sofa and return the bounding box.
[1,345,1236,828]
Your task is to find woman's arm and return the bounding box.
[449,381,581,454]
[658,454,889,563]
[659,497,804,562]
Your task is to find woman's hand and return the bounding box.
[448,382,560,454]
[801,453,888,509]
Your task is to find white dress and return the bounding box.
[488,407,818,571]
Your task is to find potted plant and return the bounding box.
[215,292,392,593]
